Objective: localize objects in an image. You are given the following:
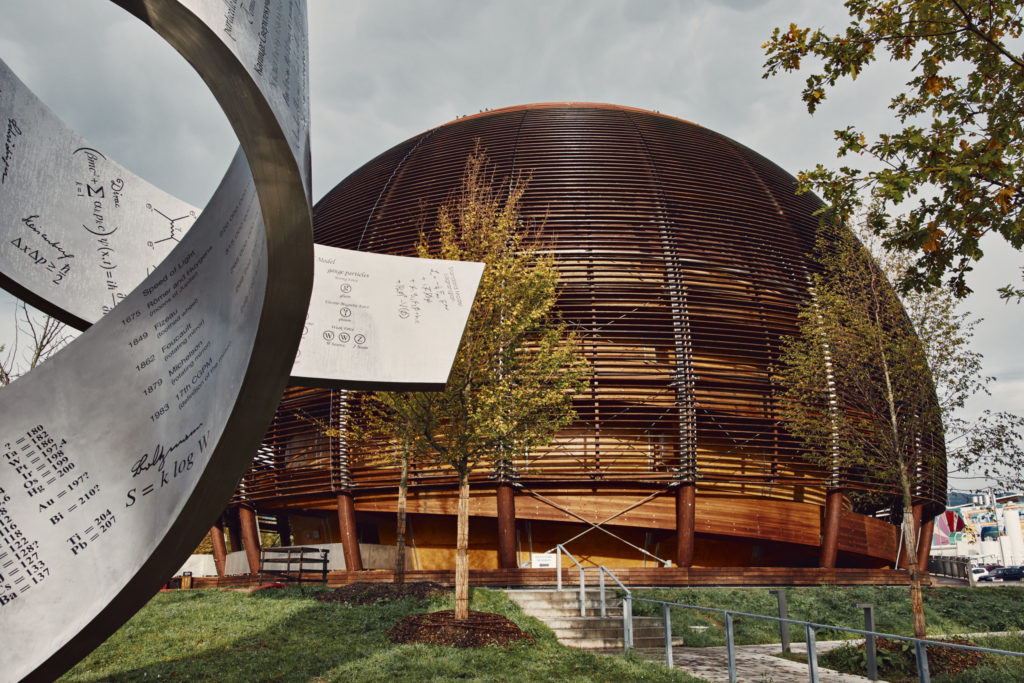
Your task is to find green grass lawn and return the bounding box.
[630,585,1024,647]
[58,584,1024,681]
[60,586,706,682]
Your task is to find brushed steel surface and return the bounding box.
[0,59,202,328]
[0,61,480,390]
[0,1,313,679]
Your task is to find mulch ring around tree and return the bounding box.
[878,637,981,679]
[829,637,982,681]
[315,581,448,605]
[388,610,534,648]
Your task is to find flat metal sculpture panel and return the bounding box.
[293,246,482,389]
[0,59,202,329]
[0,58,480,390]
[0,0,314,679]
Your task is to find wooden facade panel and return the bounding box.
[230,103,945,573]
[192,567,923,590]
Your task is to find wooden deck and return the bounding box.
[191,566,926,590]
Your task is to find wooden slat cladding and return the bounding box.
[232,103,945,544]
[190,566,925,590]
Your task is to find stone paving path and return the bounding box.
[635,640,880,682]
[636,631,1024,682]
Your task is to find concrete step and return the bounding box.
[510,603,623,617]
[506,587,668,651]
[541,616,662,632]
[506,590,627,617]
[554,637,666,650]
[507,589,624,599]
[551,628,666,645]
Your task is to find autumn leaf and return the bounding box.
[922,225,945,253]
[995,186,1015,211]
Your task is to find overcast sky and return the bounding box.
[1,0,1021,491]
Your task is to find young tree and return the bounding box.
[359,148,590,619]
[776,224,945,639]
[762,1,1024,299]
[1,299,73,386]
[862,228,1024,490]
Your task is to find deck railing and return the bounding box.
[552,559,1024,682]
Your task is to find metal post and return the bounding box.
[556,548,562,591]
[663,603,673,668]
[579,567,586,617]
[806,624,819,683]
[599,570,607,619]
[623,595,634,651]
[725,612,736,683]
[771,589,790,653]
[855,603,877,680]
[915,640,931,683]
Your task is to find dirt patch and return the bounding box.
[388,610,533,648]
[876,637,982,679]
[315,581,447,605]
[823,637,983,681]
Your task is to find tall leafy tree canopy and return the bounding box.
[763,1,1024,299]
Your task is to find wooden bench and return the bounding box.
[260,546,329,584]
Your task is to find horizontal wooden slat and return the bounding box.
[189,566,928,590]
[230,103,945,566]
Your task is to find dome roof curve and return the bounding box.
[311,102,946,516]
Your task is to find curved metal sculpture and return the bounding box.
[0,1,312,679]
[0,62,481,391]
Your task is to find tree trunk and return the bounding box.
[455,472,470,621]
[394,453,409,585]
[902,495,927,639]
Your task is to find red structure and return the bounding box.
[222,103,945,579]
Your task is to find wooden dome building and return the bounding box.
[224,103,945,579]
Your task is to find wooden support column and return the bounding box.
[277,515,292,547]
[820,489,843,568]
[675,482,695,568]
[337,492,363,571]
[209,519,227,577]
[226,508,243,553]
[238,505,262,574]
[496,483,517,569]
[899,504,924,570]
[917,508,934,573]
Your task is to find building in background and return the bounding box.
[932,491,1024,567]
[210,103,945,578]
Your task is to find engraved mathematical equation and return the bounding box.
[73,146,127,314]
[9,215,73,286]
[0,424,93,606]
[123,424,208,511]
[394,266,465,325]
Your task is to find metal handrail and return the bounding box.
[629,594,1024,683]
[553,544,586,616]
[554,545,633,649]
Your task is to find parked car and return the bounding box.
[978,567,1024,582]
[971,566,990,581]
[1000,566,1024,581]
[978,568,1005,582]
